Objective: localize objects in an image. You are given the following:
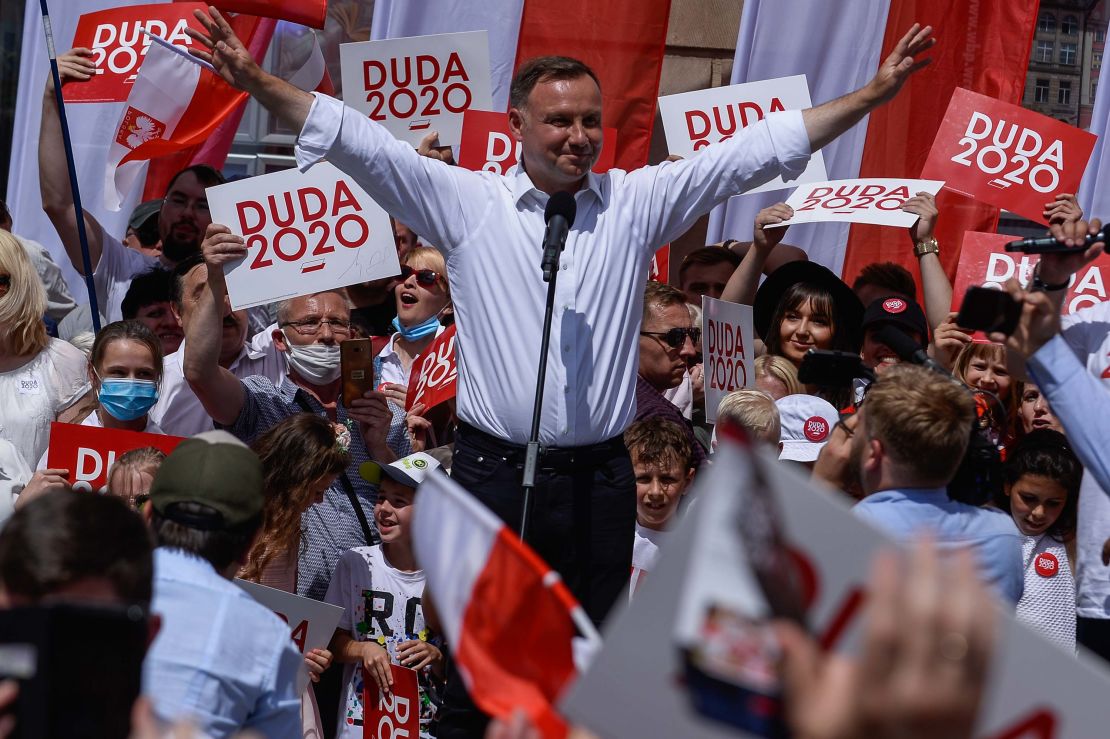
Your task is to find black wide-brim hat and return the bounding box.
[753,261,864,350]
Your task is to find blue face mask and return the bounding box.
[392,314,440,341]
[97,377,160,421]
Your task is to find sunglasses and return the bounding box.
[640,327,701,349]
[400,265,441,287]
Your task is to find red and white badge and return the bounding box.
[1034,552,1059,578]
[803,417,829,443]
[882,297,907,314]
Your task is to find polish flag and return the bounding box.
[104,34,245,210]
[412,472,600,739]
[707,0,1039,282]
[207,0,328,29]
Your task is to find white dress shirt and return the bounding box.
[297,93,811,445]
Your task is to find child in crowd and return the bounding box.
[712,390,780,450]
[625,418,695,598]
[953,343,1016,426]
[753,354,802,400]
[325,452,446,739]
[107,446,165,510]
[994,430,1081,651]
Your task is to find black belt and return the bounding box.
[456,421,626,468]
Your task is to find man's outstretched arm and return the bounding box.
[802,24,935,152]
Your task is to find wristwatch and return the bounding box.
[913,237,940,258]
[1031,264,1070,292]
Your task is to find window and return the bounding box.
[1035,78,1050,103]
[1095,51,1103,68]
[1039,12,1056,33]
[1036,40,1055,62]
[1097,28,1106,43]
[1059,79,1072,104]
[1060,42,1077,65]
[1093,80,1099,102]
[1062,15,1079,35]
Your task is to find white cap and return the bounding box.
[775,394,838,462]
[371,452,442,488]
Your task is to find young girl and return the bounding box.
[240,413,350,737]
[994,429,1081,651]
[953,342,1016,423]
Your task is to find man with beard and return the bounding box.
[38,48,222,324]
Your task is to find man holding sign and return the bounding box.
[188,7,935,629]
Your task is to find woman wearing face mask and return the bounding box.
[376,247,452,408]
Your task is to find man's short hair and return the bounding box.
[170,254,205,309]
[852,262,917,301]
[642,281,687,323]
[716,390,780,444]
[164,164,225,197]
[0,490,154,607]
[862,364,974,484]
[678,247,741,284]
[121,268,174,318]
[625,417,694,473]
[275,289,351,326]
[509,56,601,110]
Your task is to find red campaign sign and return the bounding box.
[65,3,208,104]
[648,245,670,283]
[363,664,420,739]
[921,88,1096,225]
[406,324,458,412]
[952,231,1110,316]
[45,422,184,493]
[457,109,618,176]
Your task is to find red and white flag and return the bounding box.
[412,472,599,739]
[104,33,245,210]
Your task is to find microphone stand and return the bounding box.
[519,231,566,541]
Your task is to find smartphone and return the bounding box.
[341,338,375,406]
[0,603,148,739]
[955,286,1022,336]
[797,349,874,386]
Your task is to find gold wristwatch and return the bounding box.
[914,237,940,258]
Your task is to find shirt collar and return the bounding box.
[510,162,604,207]
[865,486,949,503]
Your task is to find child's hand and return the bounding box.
[397,639,443,671]
[361,642,394,694]
[305,648,333,683]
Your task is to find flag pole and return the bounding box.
[39,0,102,333]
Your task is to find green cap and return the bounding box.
[150,431,264,531]
[128,199,162,231]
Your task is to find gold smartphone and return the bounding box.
[340,338,375,406]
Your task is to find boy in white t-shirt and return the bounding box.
[325,452,446,738]
[625,418,696,598]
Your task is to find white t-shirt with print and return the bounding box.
[630,524,666,600]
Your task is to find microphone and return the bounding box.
[874,324,951,376]
[541,191,576,283]
[1005,229,1106,254]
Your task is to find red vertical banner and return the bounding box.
[511,0,672,170]
[840,0,1040,286]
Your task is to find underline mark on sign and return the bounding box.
[301,260,326,273]
[988,179,1012,189]
[409,119,431,131]
[833,210,853,214]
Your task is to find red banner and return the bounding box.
[363,664,420,739]
[65,3,208,104]
[648,245,670,284]
[45,422,184,493]
[922,89,1097,225]
[951,231,1110,317]
[206,0,327,29]
[458,109,617,175]
[406,325,458,412]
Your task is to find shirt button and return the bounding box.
[563,345,571,352]
[561,263,568,270]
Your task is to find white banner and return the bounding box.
[206,162,399,310]
[768,177,944,229]
[339,31,492,147]
[701,296,755,424]
[659,75,828,195]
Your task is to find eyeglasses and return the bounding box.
[640,327,701,349]
[280,318,352,335]
[400,265,441,287]
[834,418,855,439]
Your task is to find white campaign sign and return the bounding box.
[206,162,398,310]
[339,31,492,147]
[563,438,1110,738]
[701,297,755,423]
[658,75,828,194]
[767,177,945,229]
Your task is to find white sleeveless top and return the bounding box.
[1015,533,1076,652]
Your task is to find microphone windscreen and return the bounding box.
[544,190,577,226]
[873,323,920,362]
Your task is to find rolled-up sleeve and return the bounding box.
[294,93,342,171]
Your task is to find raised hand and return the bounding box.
[200,223,247,272]
[989,279,1062,359]
[865,24,936,106]
[1043,193,1082,225]
[903,191,938,243]
[754,203,793,250]
[185,7,260,91]
[46,48,96,93]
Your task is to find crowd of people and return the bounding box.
[0,9,1108,738]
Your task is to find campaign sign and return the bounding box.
[921,88,1097,224]
[339,31,492,147]
[206,162,398,310]
[363,665,420,739]
[457,109,618,175]
[768,178,945,229]
[952,231,1110,316]
[649,245,671,284]
[45,422,183,493]
[657,75,828,194]
[406,325,457,412]
[702,297,755,423]
[65,3,208,103]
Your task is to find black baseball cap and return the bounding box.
[861,295,928,347]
